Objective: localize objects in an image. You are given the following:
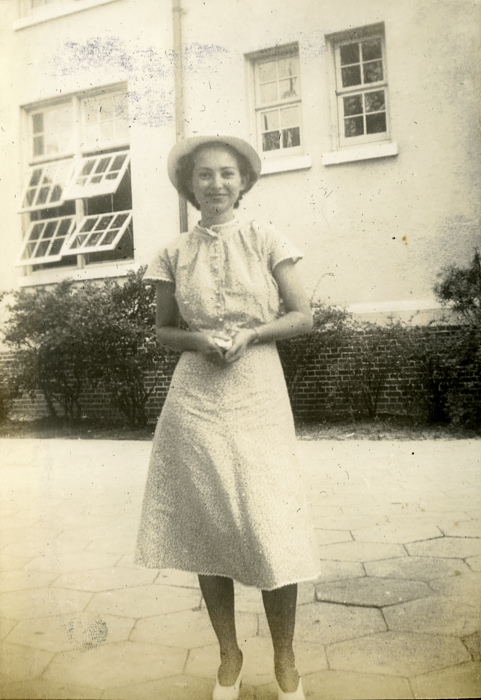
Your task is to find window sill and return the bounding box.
[260,155,312,176]
[14,0,123,30]
[321,141,399,166]
[18,260,138,287]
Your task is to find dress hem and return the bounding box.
[133,559,321,591]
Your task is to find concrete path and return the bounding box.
[0,437,480,699]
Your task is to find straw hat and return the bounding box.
[167,135,262,194]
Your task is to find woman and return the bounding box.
[135,135,319,700]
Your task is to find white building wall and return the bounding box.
[1,0,480,321]
[180,0,481,315]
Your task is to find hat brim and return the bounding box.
[167,135,262,193]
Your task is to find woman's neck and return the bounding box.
[199,210,235,228]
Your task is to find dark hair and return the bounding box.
[175,143,256,210]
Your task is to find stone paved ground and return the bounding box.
[0,437,480,699]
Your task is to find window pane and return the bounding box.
[32,113,43,134]
[279,77,298,100]
[280,105,299,127]
[340,42,359,65]
[258,60,277,82]
[37,187,50,205]
[341,65,361,88]
[365,90,385,113]
[282,127,300,148]
[29,168,43,187]
[363,60,383,83]
[343,94,363,116]
[94,158,110,174]
[260,82,278,104]
[30,223,43,240]
[262,131,281,151]
[344,116,364,138]
[362,38,382,61]
[33,136,44,157]
[278,56,297,78]
[366,112,387,134]
[262,110,279,131]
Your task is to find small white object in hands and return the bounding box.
[214,337,233,351]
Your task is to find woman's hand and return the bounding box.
[224,329,257,364]
[195,333,226,361]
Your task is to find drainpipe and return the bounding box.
[172,0,188,233]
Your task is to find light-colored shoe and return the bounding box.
[212,656,244,700]
[276,676,305,700]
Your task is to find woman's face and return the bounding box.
[190,145,247,222]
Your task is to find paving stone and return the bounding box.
[226,581,314,615]
[154,569,200,588]
[406,537,481,559]
[0,642,54,682]
[463,632,481,661]
[327,631,471,676]
[311,514,385,531]
[318,541,406,562]
[467,555,481,572]
[439,520,481,538]
[316,560,365,582]
[352,522,442,544]
[429,572,481,608]
[131,608,257,648]
[101,675,237,700]
[42,641,187,689]
[0,553,37,571]
[0,587,92,620]
[84,538,137,555]
[0,679,102,699]
[315,530,353,546]
[184,635,326,688]
[365,556,471,581]
[384,595,480,636]
[301,669,413,699]
[0,617,18,641]
[0,527,61,546]
[316,576,430,607]
[26,550,121,574]
[86,584,201,618]
[5,611,135,652]
[52,566,158,592]
[1,539,90,561]
[411,661,481,699]
[0,569,58,593]
[259,601,386,645]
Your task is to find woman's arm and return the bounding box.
[224,259,312,363]
[154,282,224,360]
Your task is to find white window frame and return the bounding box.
[15,0,122,29]
[322,23,398,165]
[61,211,133,255]
[18,84,133,272]
[19,159,74,212]
[246,43,311,175]
[63,151,130,200]
[16,215,77,266]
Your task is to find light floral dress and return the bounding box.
[135,218,320,590]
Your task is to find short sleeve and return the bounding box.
[143,248,175,284]
[264,224,303,272]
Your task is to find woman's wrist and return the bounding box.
[250,327,260,345]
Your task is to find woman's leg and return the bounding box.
[198,574,243,686]
[262,583,300,693]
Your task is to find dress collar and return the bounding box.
[194,215,240,237]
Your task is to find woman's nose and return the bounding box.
[211,173,223,188]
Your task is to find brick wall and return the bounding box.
[1,325,478,425]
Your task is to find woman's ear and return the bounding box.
[239,175,248,193]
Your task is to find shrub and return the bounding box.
[1,269,174,427]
